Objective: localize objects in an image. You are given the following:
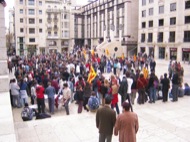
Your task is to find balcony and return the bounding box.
[47,27,52,31]
[53,18,58,22]
[46,9,61,13]
[53,26,58,31]
[47,18,52,23]
[168,38,175,43]
[121,41,137,46]
[47,35,59,39]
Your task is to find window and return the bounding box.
[185,16,190,24]
[149,20,153,27]
[149,8,153,16]
[142,0,146,6]
[39,19,42,23]
[185,1,190,9]
[184,31,190,42]
[39,29,42,33]
[29,38,35,42]
[29,18,35,24]
[170,17,176,25]
[64,31,69,37]
[20,28,24,33]
[169,31,175,42]
[141,33,145,42]
[159,19,164,26]
[28,0,35,5]
[39,10,42,15]
[28,9,35,15]
[159,5,164,14]
[142,22,146,28]
[148,33,153,42]
[54,32,57,36]
[20,9,23,14]
[29,28,35,34]
[158,32,163,42]
[20,0,23,4]
[39,1,42,6]
[20,18,23,23]
[142,10,146,17]
[64,22,68,28]
[149,0,153,3]
[170,3,176,12]
[48,32,51,36]
[64,14,68,19]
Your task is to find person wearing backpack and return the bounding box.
[21,103,34,121]
[88,91,99,111]
[118,75,128,105]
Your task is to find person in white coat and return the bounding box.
[10,79,21,108]
[126,72,133,112]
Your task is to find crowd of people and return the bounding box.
[8,47,190,142]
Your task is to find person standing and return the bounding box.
[96,95,116,142]
[114,102,139,142]
[10,79,21,108]
[161,73,170,102]
[36,82,45,114]
[171,72,179,102]
[62,83,71,115]
[118,75,128,105]
[137,74,148,104]
[45,82,56,114]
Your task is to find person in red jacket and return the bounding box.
[36,82,45,113]
[137,74,148,104]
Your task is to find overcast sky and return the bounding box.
[4,0,89,28]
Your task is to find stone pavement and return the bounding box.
[11,60,190,142]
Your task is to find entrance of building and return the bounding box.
[140,47,145,53]
[159,47,165,59]
[149,47,154,57]
[170,48,177,60]
[182,48,190,61]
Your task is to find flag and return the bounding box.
[0,0,7,7]
[87,65,97,83]
[106,49,109,56]
[122,53,124,60]
[143,67,149,79]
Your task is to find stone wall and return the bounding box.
[0,4,16,142]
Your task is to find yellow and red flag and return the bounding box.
[87,65,97,83]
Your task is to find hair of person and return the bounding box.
[24,103,29,107]
[122,101,131,111]
[164,73,167,78]
[105,95,112,104]
[126,72,130,77]
[63,83,68,87]
[140,74,144,78]
[91,91,96,96]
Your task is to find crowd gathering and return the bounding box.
[8,47,190,142]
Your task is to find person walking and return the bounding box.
[96,95,116,142]
[45,82,56,114]
[114,102,139,142]
[161,73,170,102]
[62,83,71,115]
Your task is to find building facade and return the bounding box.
[14,0,73,56]
[73,0,139,56]
[138,0,190,61]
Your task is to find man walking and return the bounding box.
[36,82,45,114]
[45,82,56,114]
[96,95,116,142]
[62,83,71,115]
[161,73,170,102]
[114,102,139,142]
[171,72,179,102]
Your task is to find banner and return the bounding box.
[87,65,97,83]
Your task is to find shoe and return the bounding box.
[148,101,152,103]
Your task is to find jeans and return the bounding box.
[78,100,83,113]
[99,133,112,142]
[12,95,21,107]
[149,87,156,103]
[37,98,45,113]
[48,97,55,113]
[64,99,70,115]
[111,103,120,114]
[172,84,178,101]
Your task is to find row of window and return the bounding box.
[142,3,176,17]
[20,28,42,34]
[142,0,190,9]
[19,0,42,6]
[141,31,190,43]
[20,9,43,15]
[142,16,190,28]
[20,18,42,24]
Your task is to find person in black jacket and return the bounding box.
[171,72,179,102]
[76,85,84,113]
[161,73,170,102]
[118,76,128,105]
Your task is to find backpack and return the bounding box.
[21,107,33,121]
[89,97,99,110]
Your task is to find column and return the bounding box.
[0,4,16,141]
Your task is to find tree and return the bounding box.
[6,33,13,55]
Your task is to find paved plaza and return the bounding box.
[10,60,190,142]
